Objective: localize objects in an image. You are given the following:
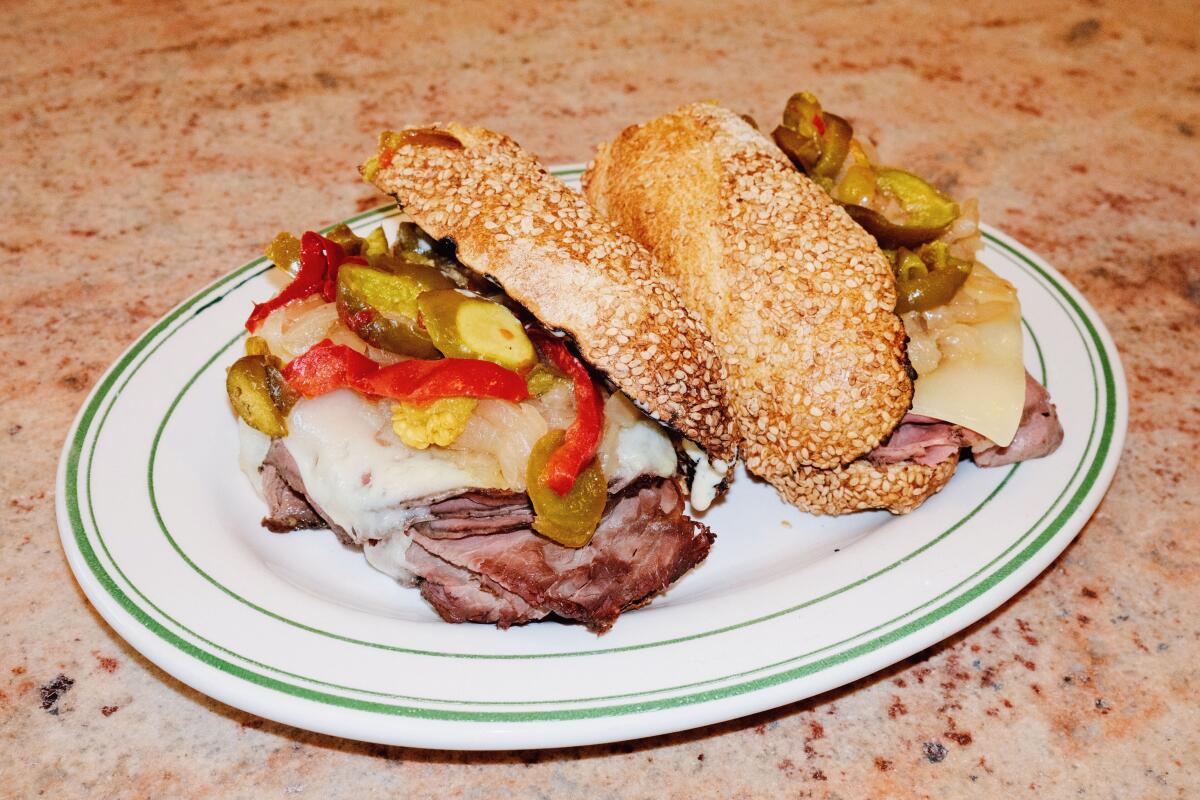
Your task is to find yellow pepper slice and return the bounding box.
[391,397,478,449]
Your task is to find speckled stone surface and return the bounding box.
[3,0,1198,797]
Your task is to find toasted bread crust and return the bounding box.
[368,123,738,464]
[584,103,911,479]
[774,455,959,515]
[584,103,917,514]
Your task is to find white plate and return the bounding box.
[57,166,1126,750]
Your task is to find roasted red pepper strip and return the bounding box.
[281,340,377,397]
[281,340,530,404]
[314,235,368,303]
[357,358,530,403]
[535,336,605,495]
[245,231,366,332]
[246,232,328,332]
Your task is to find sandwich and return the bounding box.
[583,98,1062,515]
[226,124,738,632]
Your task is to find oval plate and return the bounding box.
[57,166,1126,750]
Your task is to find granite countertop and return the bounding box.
[3,0,1198,796]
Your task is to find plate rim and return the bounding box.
[56,166,1127,747]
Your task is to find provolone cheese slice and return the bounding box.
[902,264,1025,446]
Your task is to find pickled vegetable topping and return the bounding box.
[525,363,568,396]
[322,223,366,257]
[335,262,448,358]
[533,335,605,495]
[774,93,960,247]
[773,93,854,186]
[354,259,455,314]
[361,227,389,258]
[238,217,660,551]
[889,241,973,313]
[359,358,530,404]
[280,339,376,397]
[418,289,537,372]
[246,231,366,332]
[244,335,272,357]
[774,90,978,308]
[391,397,478,449]
[282,339,530,405]
[263,233,301,276]
[843,169,960,247]
[526,430,607,548]
[810,113,852,182]
[875,169,959,232]
[391,221,427,257]
[226,339,297,437]
[774,92,825,173]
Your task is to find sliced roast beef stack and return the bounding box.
[868,371,1064,469]
[259,443,714,633]
[413,492,535,538]
[260,459,326,533]
[970,375,1064,468]
[261,442,353,544]
[412,480,712,631]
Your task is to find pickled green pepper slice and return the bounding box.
[891,243,973,313]
[526,430,607,548]
[263,232,301,277]
[335,263,445,358]
[226,353,296,437]
[417,289,537,371]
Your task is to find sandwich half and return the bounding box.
[584,100,1062,515]
[227,124,738,632]
[584,101,939,513]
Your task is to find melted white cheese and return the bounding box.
[283,390,497,547]
[681,439,728,512]
[599,392,679,485]
[903,263,1026,446]
[363,534,419,586]
[612,420,679,482]
[237,419,272,497]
